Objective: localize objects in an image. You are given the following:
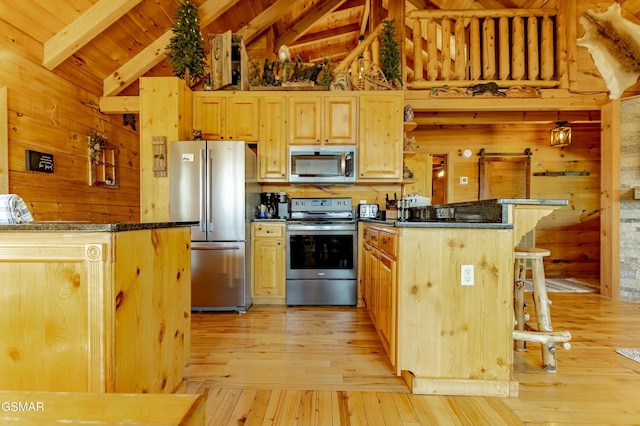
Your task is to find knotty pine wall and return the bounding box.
[0,19,139,223]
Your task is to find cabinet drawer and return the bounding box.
[379,231,397,258]
[368,228,379,245]
[253,223,284,238]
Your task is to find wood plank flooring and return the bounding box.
[184,293,640,425]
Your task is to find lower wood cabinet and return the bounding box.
[251,222,286,303]
[361,224,398,367]
[0,226,191,393]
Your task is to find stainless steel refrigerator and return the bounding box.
[170,140,259,312]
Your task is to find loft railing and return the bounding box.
[406,8,568,89]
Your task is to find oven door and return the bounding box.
[285,222,357,280]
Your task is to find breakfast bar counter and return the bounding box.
[0,222,194,394]
[359,199,567,397]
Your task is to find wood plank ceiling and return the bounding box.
[2,0,640,98]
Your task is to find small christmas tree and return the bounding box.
[166,1,207,87]
[379,19,402,88]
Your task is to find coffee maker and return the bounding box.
[276,192,289,219]
[259,192,276,219]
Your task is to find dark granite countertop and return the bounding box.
[0,221,198,232]
[361,219,513,229]
[430,198,568,208]
[363,199,565,228]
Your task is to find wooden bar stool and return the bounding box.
[513,247,571,372]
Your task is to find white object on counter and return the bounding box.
[404,195,431,208]
[0,194,33,224]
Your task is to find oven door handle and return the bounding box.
[286,224,356,232]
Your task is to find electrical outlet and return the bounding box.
[460,176,468,185]
[461,265,474,286]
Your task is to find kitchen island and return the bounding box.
[0,221,195,394]
[360,199,566,397]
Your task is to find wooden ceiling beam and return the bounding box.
[102,0,238,97]
[275,0,348,48]
[360,0,371,37]
[413,110,602,125]
[237,0,303,45]
[290,23,361,50]
[43,0,142,70]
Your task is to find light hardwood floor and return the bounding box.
[184,293,640,425]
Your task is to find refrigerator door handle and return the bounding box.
[192,246,241,251]
[207,148,214,232]
[199,149,206,233]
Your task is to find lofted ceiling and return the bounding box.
[2,0,640,99]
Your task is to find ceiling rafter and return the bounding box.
[275,0,348,49]
[237,0,306,45]
[102,0,238,97]
[43,0,142,70]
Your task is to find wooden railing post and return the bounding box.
[499,16,510,80]
[482,18,496,80]
[426,19,438,81]
[528,16,540,80]
[412,19,423,81]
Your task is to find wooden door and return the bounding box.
[378,252,396,366]
[228,96,259,141]
[479,156,530,199]
[288,96,322,144]
[324,95,357,145]
[358,93,403,180]
[259,95,288,181]
[193,95,226,140]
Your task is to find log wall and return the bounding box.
[0,19,140,222]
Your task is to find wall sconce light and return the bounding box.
[550,121,571,147]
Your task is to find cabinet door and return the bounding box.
[358,93,403,180]
[252,237,285,297]
[228,96,259,141]
[324,96,357,145]
[193,95,226,140]
[362,242,372,307]
[378,253,397,366]
[368,248,380,325]
[259,95,288,181]
[288,96,322,144]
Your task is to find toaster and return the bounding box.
[358,203,379,219]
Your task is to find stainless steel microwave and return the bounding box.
[289,145,356,184]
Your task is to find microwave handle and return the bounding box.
[341,152,346,176]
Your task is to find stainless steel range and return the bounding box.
[286,197,357,306]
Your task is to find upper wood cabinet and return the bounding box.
[259,95,288,181]
[193,93,259,141]
[288,94,357,145]
[358,92,403,181]
[193,94,226,140]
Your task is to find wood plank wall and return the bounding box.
[0,19,140,223]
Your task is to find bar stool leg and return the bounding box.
[514,258,527,351]
[530,256,557,372]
